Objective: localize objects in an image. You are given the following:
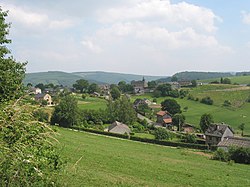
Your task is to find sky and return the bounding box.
[1,0,250,76]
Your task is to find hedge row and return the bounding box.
[70,126,210,150]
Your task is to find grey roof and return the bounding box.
[205,123,233,137]
[108,121,131,134]
[34,93,46,99]
[218,137,250,148]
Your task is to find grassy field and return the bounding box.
[202,75,250,85]
[56,128,250,187]
[130,85,250,134]
[77,96,107,110]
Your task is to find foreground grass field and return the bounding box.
[56,128,250,187]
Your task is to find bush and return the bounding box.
[223,100,231,107]
[200,96,213,105]
[154,128,171,140]
[229,147,250,164]
[182,134,197,143]
[213,149,229,162]
[33,109,49,122]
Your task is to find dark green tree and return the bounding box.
[172,113,185,131]
[88,83,100,94]
[110,86,121,100]
[51,95,79,127]
[73,79,89,93]
[35,83,45,92]
[0,9,26,103]
[191,80,197,87]
[148,80,157,89]
[106,96,136,125]
[199,113,214,132]
[238,123,245,136]
[161,99,181,115]
[155,83,172,96]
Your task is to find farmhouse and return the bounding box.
[133,98,151,109]
[131,77,148,94]
[107,121,131,135]
[218,137,250,151]
[35,93,53,105]
[30,87,42,95]
[182,124,196,133]
[205,123,234,146]
[156,111,172,127]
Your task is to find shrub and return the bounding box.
[33,109,49,122]
[182,134,197,143]
[200,96,213,105]
[154,128,171,140]
[229,147,250,164]
[213,149,229,162]
[223,100,231,107]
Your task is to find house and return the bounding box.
[156,111,172,127]
[106,121,131,135]
[133,98,151,109]
[218,137,250,151]
[34,93,53,105]
[91,92,100,97]
[131,77,148,94]
[30,87,42,95]
[182,124,196,133]
[205,123,234,146]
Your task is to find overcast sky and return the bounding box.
[2,0,250,76]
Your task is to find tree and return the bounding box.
[200,96,213,105]
[106,96,136,125]
[35,83,45,92]
[110,87,121,100]
[172,113,185,131]
[161,99,181,115]
[199,113,214,132]
[222,78,231,84]
[154,128,171,140]
[148,81,157,89]
[0,9,62,185]
[51,95,79,127]
[88,83,100,94]
[0,10,26,103]
[118,81,127,92]
[137,103,151,116]
[155,83,172,96]
[73,79,89,93]
[238,123,245,136]
[191,80,197,87]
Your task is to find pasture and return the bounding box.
[56,128,250,187]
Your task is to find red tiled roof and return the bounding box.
[157,111,169,116]
[163,118,172,124]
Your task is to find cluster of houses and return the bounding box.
[29,87,53,106]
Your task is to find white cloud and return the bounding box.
[81,39,102,54]
[98,0,221,33]
[3,3,75,30]
[241,11,250,24]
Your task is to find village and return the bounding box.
[29,77,250,153]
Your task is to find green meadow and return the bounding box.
[77,95,107,110]
[56,128,250,187]
[202,75,250,85]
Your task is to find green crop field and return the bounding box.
[202,75,250,85]
[56,128,250,186]
[77,96,107,110]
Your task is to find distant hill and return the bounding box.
[24,71,83,86]
[173,71,233,81]
[73,71,166,85]
[24,71,166,86]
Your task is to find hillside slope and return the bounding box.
[73,71,166,84]
[56,128,250,187]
